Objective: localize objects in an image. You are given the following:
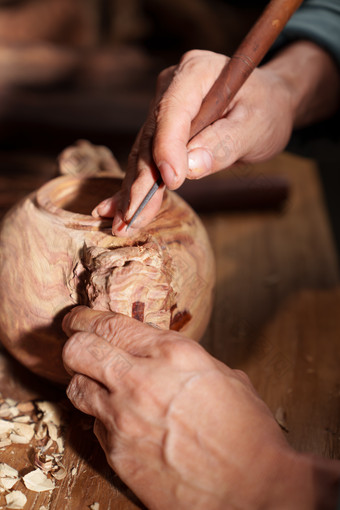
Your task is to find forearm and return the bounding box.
[263,40,340,128]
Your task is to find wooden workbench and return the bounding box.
[0,151,339,509]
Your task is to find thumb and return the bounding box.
[187,118,245,178]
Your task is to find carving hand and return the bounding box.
[61,306,322,510]
[92,41,339,237]
[92,49,294,236]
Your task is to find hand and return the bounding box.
[92,41,339,237]
[92,49,293,236]
[62,306,340,510]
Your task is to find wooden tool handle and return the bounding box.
[190,0,303,139]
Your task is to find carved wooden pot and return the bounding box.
[0,161,215,384]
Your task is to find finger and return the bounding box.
[111,121,164,236]
[93,418,108,449]
[152,50,228,189]
[112,68,174,236]
[66,373,109,416]
[92,196,117,220]
[186,104,251,177]
[62,306,167,358]
[63,331,136,391]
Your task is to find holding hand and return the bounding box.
[62,307,340,510]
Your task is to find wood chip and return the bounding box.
[34,452,54,473]
[5,490,27,509]
[23,468,55,492]
[0,406,19,418]
[56,436,64,454]
[13,415,32,424]
[0,418,13,435]
[17,401,35,414]
[35,421,47,440]
[5,398,17,407]
[71,467,77,476]
[41,438,53,452]
[9,422,35,444]
[0,476,19,490]
[0,462,19,478]
[0,463,19,490]
[0,432,12,448]
[0,419,34,443]
[36,401,62,427]
[47,421,59,442]
[0,437,12,448]
[89,503,100,510]
[51,463,67,480]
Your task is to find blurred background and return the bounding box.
[0,0,339,253]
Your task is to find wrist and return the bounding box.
[262,40,340,128]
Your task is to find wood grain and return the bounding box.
[0,147,215,384]
[0,150,339,509]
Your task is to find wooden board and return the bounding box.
[0,151,339,508]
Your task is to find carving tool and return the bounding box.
[126,0,303,230]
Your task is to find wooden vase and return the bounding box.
[0,143,215,384]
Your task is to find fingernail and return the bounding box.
[91,207,100,218]
[93,198,112,217]
[112,211,125,233]
[158,161,178,187]
[188,148,212,178]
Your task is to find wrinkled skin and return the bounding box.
[62,307,340,510]
[91,42,340,236]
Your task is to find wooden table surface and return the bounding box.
[0,150,339,509]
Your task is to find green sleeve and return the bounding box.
[273,0,340,67]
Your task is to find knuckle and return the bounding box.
[233,369,252,386]
[67,374,85,401]
[91,313,121,341]
[179,49,204,65]
[62,332,85,360]
[156,66,175,88]
[161,336,205,365]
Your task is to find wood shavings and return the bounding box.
[56,436,64,454]
[0,398,67,499]
[0,406,19,419]
[71,467,77,476]
[0,419,34,444]
[51,462,67,480]
[46,421,59,442]
[41,438,54,453]
[0,436,12,448]
[23,468,55,492]
[35,421,47,440]
[89,503,100,510]
[275,407,289,433]
[0,463,19,490]
[5,490,27,509]
[0,418,14,435]
[13,415,32,424]
[10,423,35,443]
[5,399,17,407]
[16,401,35,414]
[36,401,63,428]
[35,450,66,480]
[34,452,54,473]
